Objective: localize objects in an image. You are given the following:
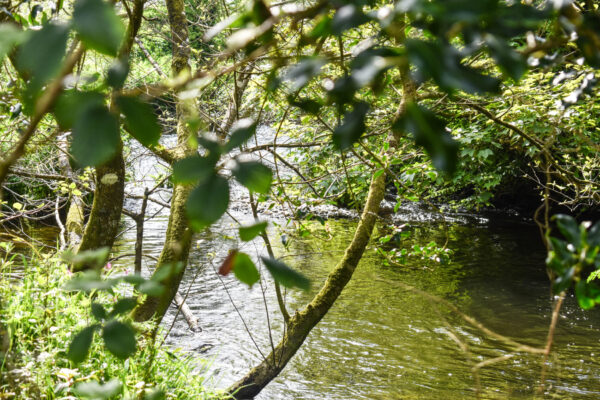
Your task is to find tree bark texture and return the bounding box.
[134,0,196,323]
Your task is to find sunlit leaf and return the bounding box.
[575,281,596,310]
[64,271,118,292]
[150,262,184,282]
[144,388,166,400]
[137,280,165,297]
[62,247,110,270]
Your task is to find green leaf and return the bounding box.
[116,96,161,147]
[73,379,122,399]
[106,59,130,89]
[73,0,125,56]
[233,161,272,194]
[394,103,458,174]
[485,35,527,81]
[225,119,256,151]
[16,23,69,93]
[553,266,575,294]
[144,388,166,400]
[62,247,110,270]
[331,5,370,35]
[239,221,268,241]
[53,90,105,130]
[233,252,260,287]
[91,302,106,320]
[122,274,145,285]
[332,102,369,150]
[548,237,572,266]
[575,281,596,310]
[588,222,600,248]
[109,298,137,317]
[172,155,216,184]
[186,174,230,230]
[290,98,323,114]
[137,280,165,297]
[64,271,118,293]
[553,214,581,248]
[0,24,26,62]
[102,320,136,359]
[284,57,326,92]
[308,14,331,38]
[71,105,120,167]
[150,262,184,282]
[406,39,500,94]
[261,256,310,291]
[68,325,96,364]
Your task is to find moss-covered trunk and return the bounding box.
[76,149,125,258]
[133,0,195,323]
[75,0,145,260]
[133,182,192,321]
[228,172,386,399]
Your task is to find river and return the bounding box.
[7,129,600,399]
[109,202,600,399]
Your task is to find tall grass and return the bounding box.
[0,243,224,399]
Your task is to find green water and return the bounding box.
[129,212,598,399]
[6,212,600,399]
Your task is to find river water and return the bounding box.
[7,129,600,398]
[112,128,600,399]
[109,206,600,399]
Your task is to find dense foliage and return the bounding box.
[1,0,600,398]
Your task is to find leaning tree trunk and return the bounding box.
[75,0,145,261]
[134,0,196,323]
[228,171,386,399]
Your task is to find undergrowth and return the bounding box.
[0,243,225,399]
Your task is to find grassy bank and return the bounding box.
[0,243,224,399]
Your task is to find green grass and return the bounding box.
[0,243,225,399]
